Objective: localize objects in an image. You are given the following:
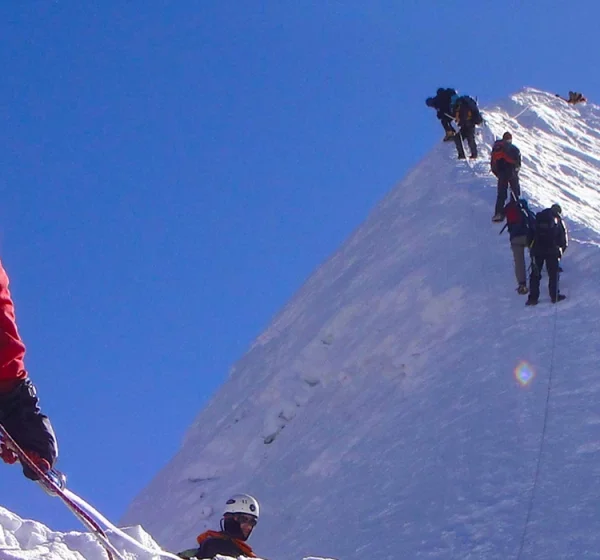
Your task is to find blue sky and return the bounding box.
[1,1,599,534]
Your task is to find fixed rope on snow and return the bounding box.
[515,301,560,560]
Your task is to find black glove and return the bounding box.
[0,379,58,480]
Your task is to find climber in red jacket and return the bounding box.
[0,258,58,480]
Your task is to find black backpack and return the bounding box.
[534,208,558,248]
[462,96,483,125]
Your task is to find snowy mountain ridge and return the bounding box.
[3,88,600,559]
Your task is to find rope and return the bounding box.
[515,299,560,559]
[510,105,531,121]
[64,489,183,560]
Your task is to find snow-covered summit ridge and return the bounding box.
[120,87,600,560]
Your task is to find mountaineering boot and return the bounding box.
[525,297,538,306]
[469,154,477,159]
[443,130,456,142]
[0,379,58,480]
[551,294,566,303]
[492,213,504,222]
[517,284,529,295]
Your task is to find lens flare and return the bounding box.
[515,361,535,386]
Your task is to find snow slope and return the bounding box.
[3,88,600,560]
[120,88,600,560]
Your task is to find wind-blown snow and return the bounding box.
[3,88,600,560]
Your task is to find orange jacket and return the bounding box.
[196,530,256,558]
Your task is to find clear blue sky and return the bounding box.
[1,1,599,534]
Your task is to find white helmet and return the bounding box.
[223,493,260,519]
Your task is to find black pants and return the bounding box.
[494,172,521,215]
[454,125,477,158]
[529,253,560,302]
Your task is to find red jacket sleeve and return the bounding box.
[0,259,27,391]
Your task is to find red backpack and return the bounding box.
[504,199,523,225]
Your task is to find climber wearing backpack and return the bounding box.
[452,94,482,159]
[491,132,522,222]
[177,494,259,559]
[425,87,457,141]
[568,91,587,104]
[526,207,568,306]
[555,91,587,104]
[503,198,536,295]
